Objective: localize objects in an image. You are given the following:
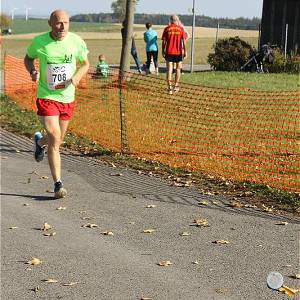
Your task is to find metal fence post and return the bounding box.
[284,23,288,60]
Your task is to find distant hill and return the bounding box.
[70,13,260,30]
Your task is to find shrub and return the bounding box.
[208,37,253,71]
[266,49,300,74]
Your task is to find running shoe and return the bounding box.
[174,86,180,93]
[54,181,67,199]
[34,132,45,162]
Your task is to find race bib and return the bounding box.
[47,63,73,90]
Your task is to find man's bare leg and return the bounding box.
[166,61,174,94]
[40,116,69,198]
[174,61,182,92]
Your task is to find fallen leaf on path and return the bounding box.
[40,176,49,180]
[42,279,58,283]
[110,173,123,176]
[158,260,172,266]
[143,229,156,233]
[23,203,30,206]
[212,240,230,245]
[101,231,114,236]
[31,286,40,293]
[56,206,66,210]
[146,204,156,208]
[205,191,214,195]
[62,282,79,286]
[9,226,18,229]
[193,219,210,227]
[81,216,93,220]
[215,288,229,294]
[41,223,52,231]
[275,222,288,225]
[15,150,21,153]
[228,201,243,208]
[141,297,151,300]
[173,182,185,187]
[179,232,191,236]
[79,210,87,214]
[279,285,300,297]
[262,204,273,212]
[26,257,42,265]
[198,201,209,206]
[29,170,39,175]
[192,261,199,265]
[43,232,56,237]
[110,162,116,168]
[81,223,98,228]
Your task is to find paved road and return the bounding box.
[1,128,299,300]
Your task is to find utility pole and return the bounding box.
[215,20,219,44]
[190,0,196,73]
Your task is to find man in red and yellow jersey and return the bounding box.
[162,15,186,94]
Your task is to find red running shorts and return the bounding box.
[36,98,75,120]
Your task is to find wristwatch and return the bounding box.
[30,69,38,75]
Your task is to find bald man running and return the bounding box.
[24,10,90,199]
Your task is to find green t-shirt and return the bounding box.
[96,61,109,77]
[27,32,89,103]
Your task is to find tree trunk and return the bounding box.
[119,0,135,75]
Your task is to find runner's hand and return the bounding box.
[71,76,80,86]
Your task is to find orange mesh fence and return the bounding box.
[4,55,300,192]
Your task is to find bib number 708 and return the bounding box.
[52,73,67,82]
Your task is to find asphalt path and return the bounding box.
[1,128,299,300]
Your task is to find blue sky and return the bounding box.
[2,0,264,19]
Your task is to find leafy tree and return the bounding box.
[0,14,11,30]
[111,0,138,21]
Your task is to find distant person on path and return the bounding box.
[96,54,109,77]
[143,22,159,75]
[121,20,143,74]
[162,15,186,94]
[24,9,90,199]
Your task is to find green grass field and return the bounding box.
[180,72,299,90]
[3,19,258,66]
[8,19,120,34]
[2,37,258,65]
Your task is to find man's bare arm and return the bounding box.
[24,54,39,81]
